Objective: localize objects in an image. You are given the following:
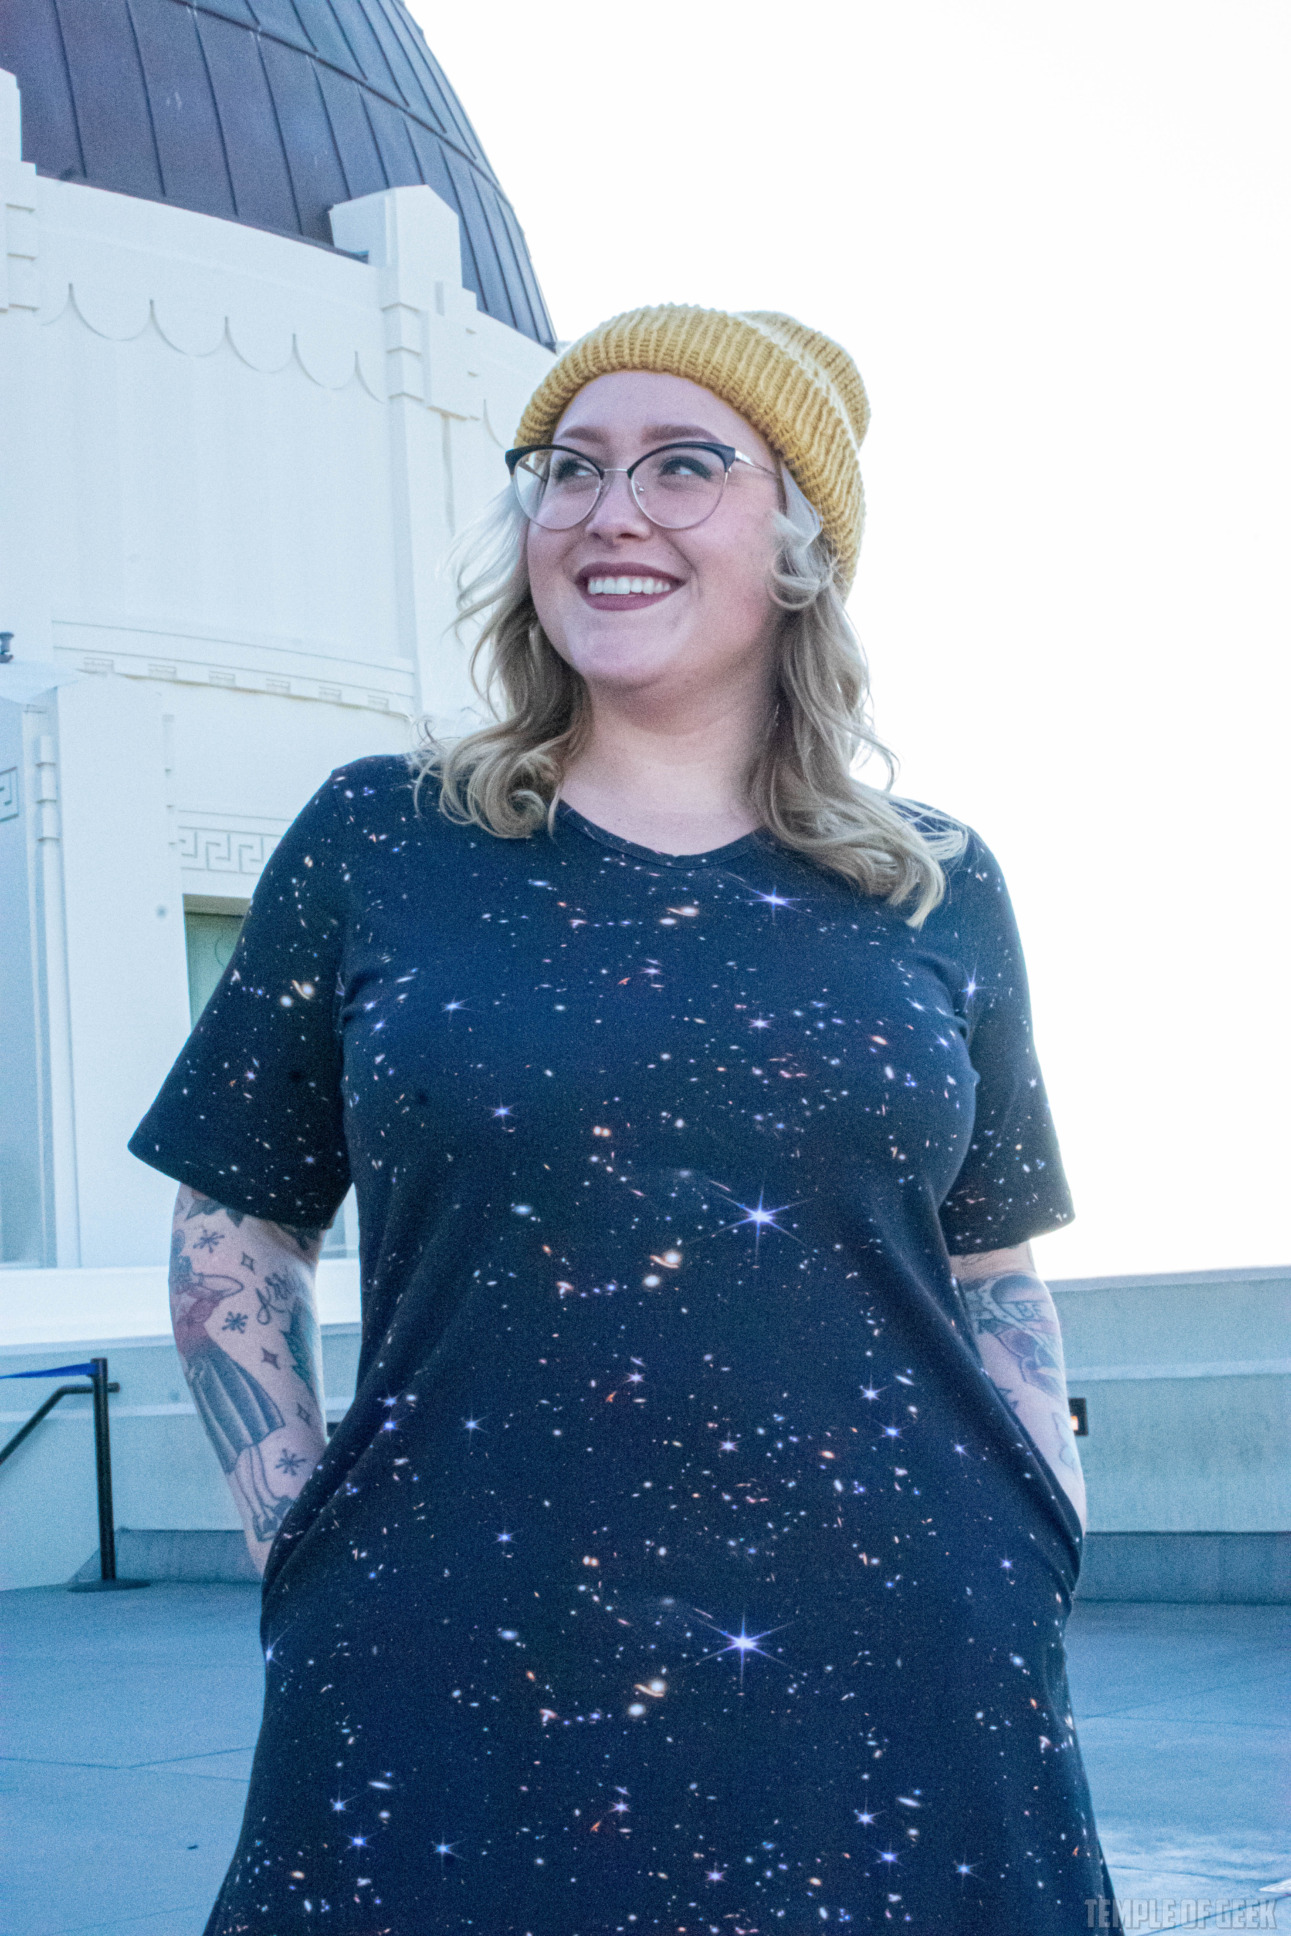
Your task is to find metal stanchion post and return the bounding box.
[92,1357,117,1580]
[68,1357,148,1592]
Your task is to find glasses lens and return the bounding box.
[512,448,602,528]
[631,444,728,529]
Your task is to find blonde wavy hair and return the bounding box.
[411,478,965,926]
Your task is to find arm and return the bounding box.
[949,1241,1087,1532]
[169,1183,327,1574]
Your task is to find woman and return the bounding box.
[132,306,1115,1933]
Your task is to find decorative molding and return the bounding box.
[46,289,388,401]
[26,174,552,422]
[66,650,410,716]
[0,88,39,314]
[53,612,412,675]
[0,765,18,821]
[178,825,281,877]
[1,193,38,314]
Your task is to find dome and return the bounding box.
[0,0,555,347]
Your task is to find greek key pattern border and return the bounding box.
[178,825,280,876]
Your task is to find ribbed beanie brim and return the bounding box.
[514,305,869,591]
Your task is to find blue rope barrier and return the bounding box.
[0,1363,97,1380]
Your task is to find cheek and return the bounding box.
[694,524,778,628]
[525,523,548,590]
[525,528,568,633]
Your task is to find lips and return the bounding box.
[577,568,681,610]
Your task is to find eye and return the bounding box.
[656,448,720,481]
[549,453,601,485]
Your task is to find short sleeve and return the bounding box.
[128,775,351,1228]
[936,836,1074,1253]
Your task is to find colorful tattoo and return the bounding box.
[960,1271,1065,1401]
[169,1234,290,1541]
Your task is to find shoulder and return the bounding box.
[887,794,995,883]
[887,796,1012,929]
[941,827,1005,900]
[259,757,422,890]
[294,755,483,872]
[293,754,433,844]
[323,753,419,819]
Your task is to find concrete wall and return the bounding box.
[1053,1265,1289,1600]
[0,1259,359,1588]
[1053,1266,1290,1535]
[0,1320,361,1591]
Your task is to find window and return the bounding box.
[183,907,247,1027]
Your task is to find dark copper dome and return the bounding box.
[0,0,555,346]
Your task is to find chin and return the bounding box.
[573,658,683,695]
[559,629,689,689]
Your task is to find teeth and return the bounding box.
[587,576,673,596]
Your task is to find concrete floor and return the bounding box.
[0,1589,1286,1935]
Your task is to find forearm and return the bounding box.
[951,1243,1087,1532]
[169,1184,328,1572]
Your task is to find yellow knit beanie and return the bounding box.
[514,304,870,591]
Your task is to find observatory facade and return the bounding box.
[0,0,555,1305]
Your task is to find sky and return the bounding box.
[412,0,1290,1281]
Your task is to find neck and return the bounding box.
[560,669,772,855]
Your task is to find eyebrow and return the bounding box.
[553,422,730,448]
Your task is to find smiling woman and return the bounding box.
[423,307,966,910]
[130,301,1115,1934]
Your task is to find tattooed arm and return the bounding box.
[950,1242,1087,1532]
[169,1184,327,1574]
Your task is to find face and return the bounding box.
[524,371,784,707]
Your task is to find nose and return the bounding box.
[583,467,653,542]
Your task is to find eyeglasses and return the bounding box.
[504,440,780,532]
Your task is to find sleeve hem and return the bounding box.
[941,1205,1075,1256]
[128,1137,348,1231]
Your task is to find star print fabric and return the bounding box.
[132,757,1112,1933]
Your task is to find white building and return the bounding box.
[0,0,554,1292]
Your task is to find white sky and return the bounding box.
[414,0,1290,1279]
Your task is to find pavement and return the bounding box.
[0,1588,1286,1935]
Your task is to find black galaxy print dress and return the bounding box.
[131,756,1115,1934]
